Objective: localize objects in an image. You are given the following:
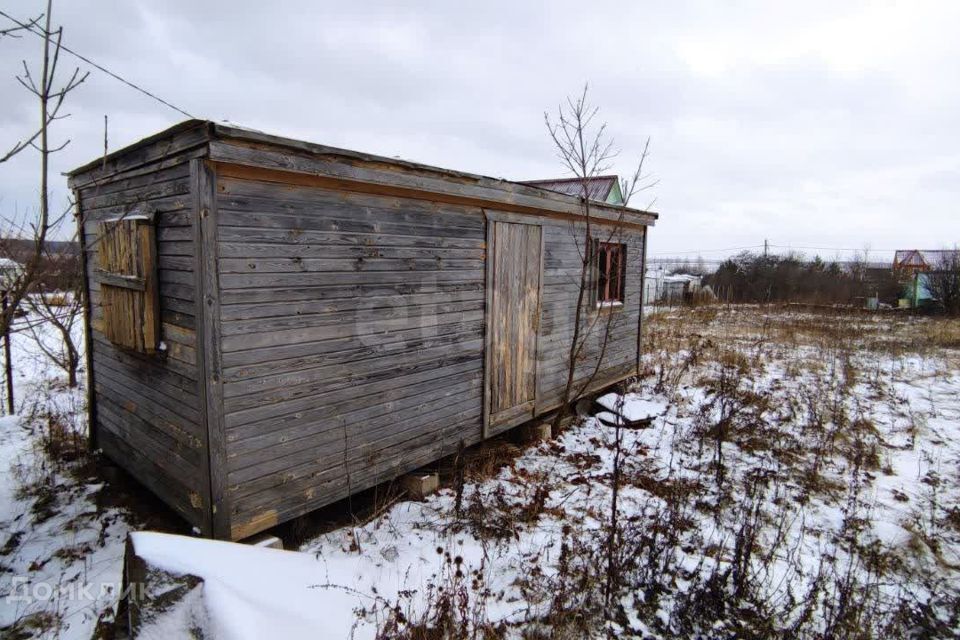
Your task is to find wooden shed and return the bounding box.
[68,121,657,540]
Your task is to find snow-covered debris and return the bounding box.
[127,532,370,639]
[596,392,669,423]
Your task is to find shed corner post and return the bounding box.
[74,186,99,452]
[636,225,648,377]
[191,158,230,539]
[481,209,494,440]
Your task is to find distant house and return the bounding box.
[893,249,959,275]
[521,175,624,205]
[642,269,709,305]
[643,266,666,305]
[662,274,703,304]
[0,257,21,290]
[892,249,960,307]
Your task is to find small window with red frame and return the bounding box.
[596,241,626,305]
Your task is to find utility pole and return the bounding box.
[3,291,13,415]
[763,239,769,257]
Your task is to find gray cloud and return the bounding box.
[1,0,957,259]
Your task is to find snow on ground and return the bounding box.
[0,307,131,639]
[2,305,959,638]
[297,308,960,637]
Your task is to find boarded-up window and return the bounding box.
[595,241,626,305]
[95,210,160,353]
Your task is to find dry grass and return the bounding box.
[456,439,523,482]
[329,304,960,638]
[646,304,960,365]
[920,320,960,349]
[1,612,60,640]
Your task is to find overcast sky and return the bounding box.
[1,0,958,261]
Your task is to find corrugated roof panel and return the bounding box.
[521,175,618,203]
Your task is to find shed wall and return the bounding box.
[214,174,487,538]
[78,155,208,528]
[215,170,645,538]
[71,123,653,542]
[537,220,643,410]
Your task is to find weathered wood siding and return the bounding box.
[535,219,644,410]
[71,121,653,541]
[217,175,643,537]
[215,174,488,538]
[77,147,208,529]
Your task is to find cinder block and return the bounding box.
[541,413,575,438]
[518,422,553,443]
[400,472,439,500]
[246,534,284,550]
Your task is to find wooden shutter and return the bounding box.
[95,209,160,354]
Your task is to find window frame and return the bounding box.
[594,240,627,307]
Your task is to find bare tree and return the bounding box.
[25,240,83,386]
[926,249,960,315]
[543,86,654,623]
[0,0,88,339]
[545,85,654,434]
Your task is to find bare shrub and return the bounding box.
[369,307,959,639]
[707,252,901,306]
[25,245,84,387]
[368,549,503,640]
[925,249,960,316]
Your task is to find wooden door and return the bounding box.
[485,219,543,433]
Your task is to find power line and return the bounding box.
[769,244,899,253]
[651,243,903,258]
[648,244,765,256]
[0,9,196,119]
